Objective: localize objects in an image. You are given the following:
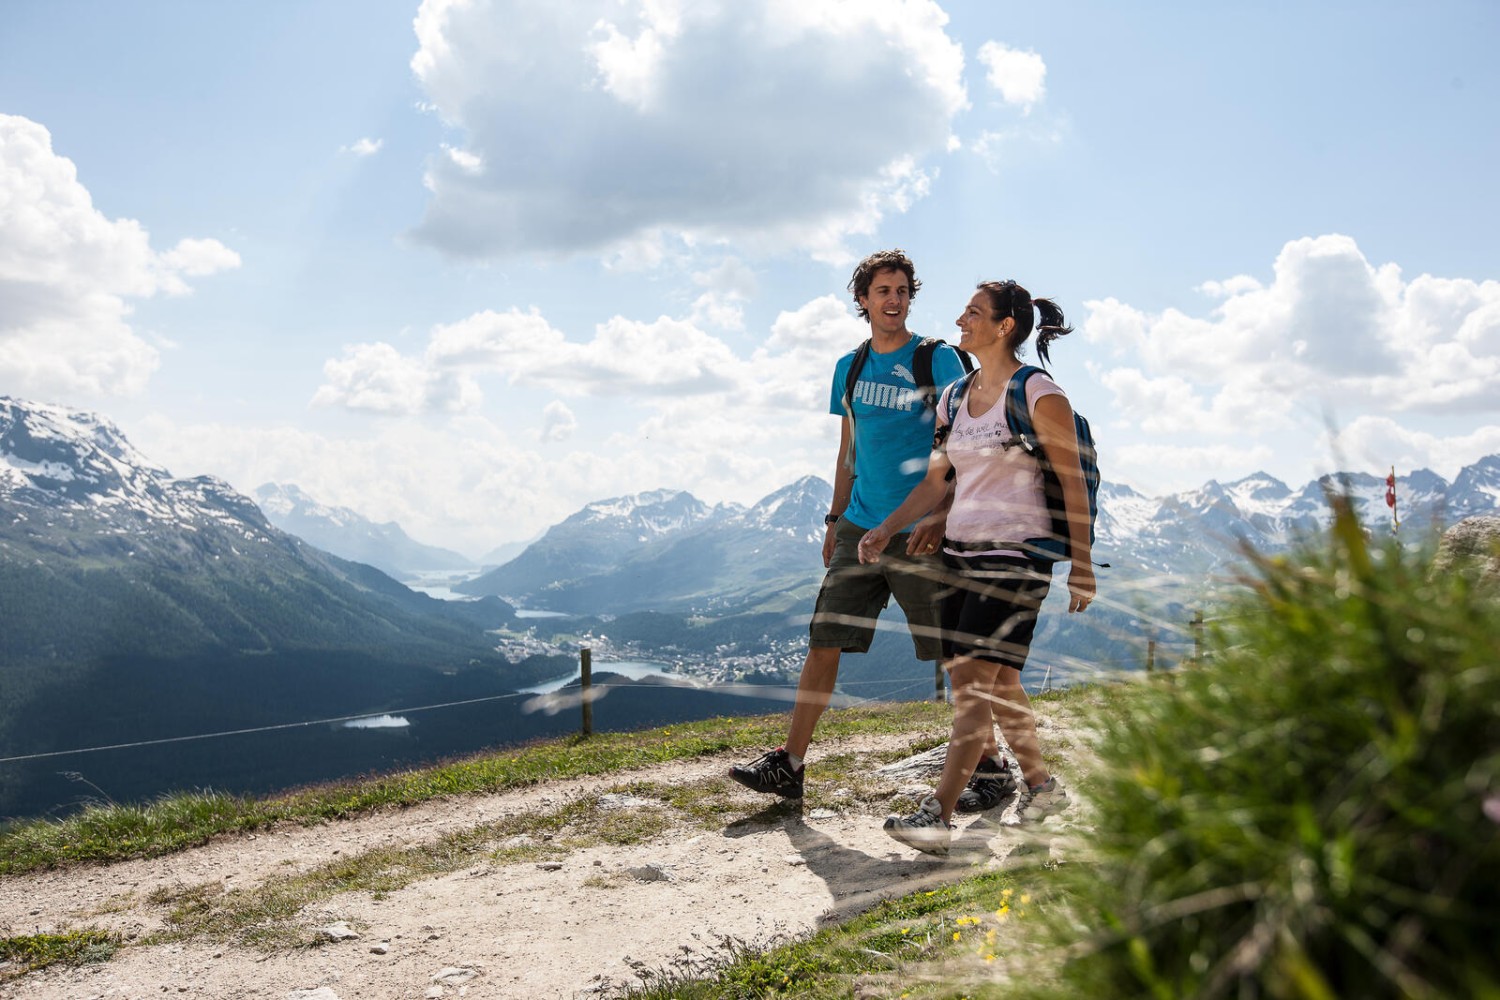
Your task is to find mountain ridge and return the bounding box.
[253,482,475,578]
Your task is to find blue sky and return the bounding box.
[3,0,1498,557]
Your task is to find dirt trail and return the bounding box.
[0,729,1077,1000]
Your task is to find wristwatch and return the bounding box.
[824,513,841,525]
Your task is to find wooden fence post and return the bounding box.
[1190,610,1204,664]
[1147,637,1156,673]
[580,646,593,737]
[934,662,945,703]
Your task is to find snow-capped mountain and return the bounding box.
[0,397,267,538]
[0,396,532,756]
[458,478,832,613]
[455,488,731,601]
[254,482,473,578]
[475,457,1498,615]
[1449,455,1500,518]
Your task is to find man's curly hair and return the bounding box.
[847,249,920,320]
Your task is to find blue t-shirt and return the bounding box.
[829,336,967,531]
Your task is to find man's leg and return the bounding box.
[729,520,886,798]
[785,645,842,759]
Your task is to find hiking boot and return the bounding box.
[883,795,953,856]
[729,747,804,798]
[1019,776,1069,823]
[955,756,1018,814]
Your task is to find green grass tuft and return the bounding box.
[0,928,119,971]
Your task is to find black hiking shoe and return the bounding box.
[954,756,1019,814]
[729,747,804,798]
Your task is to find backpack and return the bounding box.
[941,364,1103,565]
[840,337,973,477]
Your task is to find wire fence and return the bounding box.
[0,603,1223,768]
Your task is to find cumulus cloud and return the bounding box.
[307,288,870,514]
[312,342,480,415]
[1087,234,1500,415]
[407,0,966,260]
[1085,234,1500,491]
[689,256,757,330]
[539,400,578,443]
[1331,415,1500,483]
[976,40,1046,109]
[0,114,239,398]
[314,304,755,414]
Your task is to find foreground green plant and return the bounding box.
[1038,504,1500,999]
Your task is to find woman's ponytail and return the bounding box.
[1033,298,1074,366]
[977,281,1074,365]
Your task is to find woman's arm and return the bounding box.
[1032,394,1096,612]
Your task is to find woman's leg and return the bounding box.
[991,665,1048,788]
[932,654,1002,819]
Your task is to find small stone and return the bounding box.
[537,861,564,872]
[370,942,390,955]
[625,864,669,882]
[316,922,360,942]
[287,990,341,1000]
[433,966,477,984]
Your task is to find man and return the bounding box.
[730,249,967,798]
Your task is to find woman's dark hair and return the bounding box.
[975,280,1074,365]
[848,249,921,320]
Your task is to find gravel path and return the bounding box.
[0,728,1076,1000]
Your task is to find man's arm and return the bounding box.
[823,416,854,567]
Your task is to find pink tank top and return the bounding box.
[937,372,1065,557]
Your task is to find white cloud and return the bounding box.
[968,120,1067,174]
[160,237,242,277]
[539,400,577,442]
[312,342,479,415]
[1331,415,1500,483]
[1087,234,1500,417]
[301,292,869,544]
[0,114,239,398]
[1084,234,1500,493]
[343,137,384,157]
[689,256,756,330]
[407,0,966,260]
[976,40,1046,110]
[315,304,756,414]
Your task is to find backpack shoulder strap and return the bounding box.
[912,337,940,411]
[942,369,978,426]
[913,339,975,412]
[842,339,872,417]
[841,339,872,476]
[1004,364,1047,442]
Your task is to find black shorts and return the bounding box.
[937,552,1051,669]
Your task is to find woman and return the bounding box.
[856,280,1095,856]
